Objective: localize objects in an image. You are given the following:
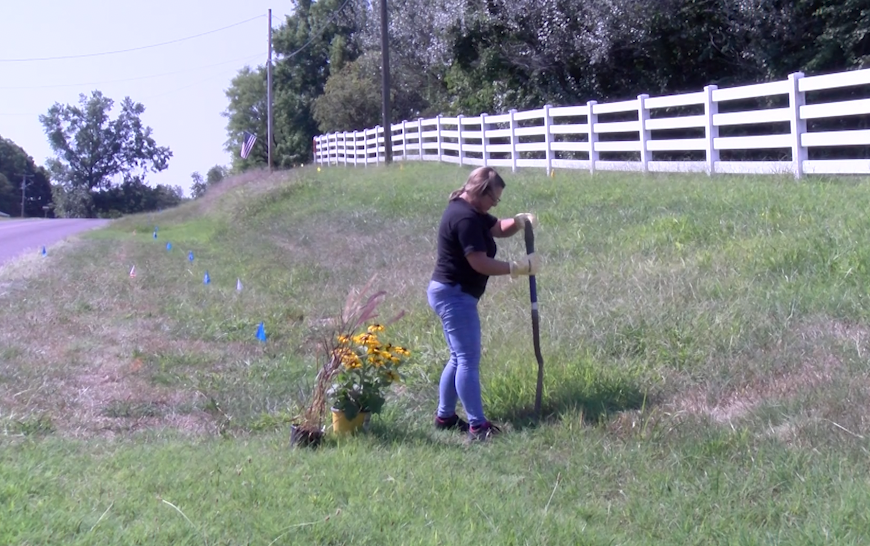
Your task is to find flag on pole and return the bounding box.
[240,132,257,159]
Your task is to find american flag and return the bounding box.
[240,131,257,159]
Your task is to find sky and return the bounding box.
[0,1,293,196]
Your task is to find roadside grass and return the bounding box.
[2,163,870,543]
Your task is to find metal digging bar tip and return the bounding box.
[523,221,544,418]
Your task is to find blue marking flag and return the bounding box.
[240,131,257,159]
[256,322,266,342]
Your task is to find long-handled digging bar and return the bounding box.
[523,222,545,418]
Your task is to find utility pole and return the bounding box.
[17,173,34,218]
[267,8,274,172]
[380,0,392,164]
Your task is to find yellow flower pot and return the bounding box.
[331,409,369,435]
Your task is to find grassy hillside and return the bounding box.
[2,163,870,544]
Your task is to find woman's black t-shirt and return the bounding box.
[431,198,498,299]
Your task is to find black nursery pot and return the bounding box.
[290,424,323,448]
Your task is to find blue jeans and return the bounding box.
[427,280,486,426]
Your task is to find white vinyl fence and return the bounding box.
[314,69,870,178]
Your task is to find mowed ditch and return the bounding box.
[2,163,870,544]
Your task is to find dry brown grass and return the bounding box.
[197,168,283,210]
[669,317,869,424]
[267,211,434,310]
[1,310,219,438]
[0,236,227,437]
[1,167,404,438]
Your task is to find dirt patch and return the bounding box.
[1,327,222,438]
[675,353,839,423]
[669,318,868,423]
[0,249,223,438]
[60,341,219,438]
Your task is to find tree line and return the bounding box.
[224,0,869,170]
[0,92,185,218]
[0,137,52,217]
[3,0,866,217]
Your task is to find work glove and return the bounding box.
[513,213,538,230]
[509,253,541,278]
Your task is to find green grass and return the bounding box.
[2,163,870,544]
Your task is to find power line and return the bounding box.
[0,3,354,114]
[0,53,266,90]
[138,0,357,102]
[0,15,265,63]
[0,53,265,115]
[141,55,266,100]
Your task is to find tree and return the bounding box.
[190,172,208,199]
[353,0,467,115]
[238,0,870,162]
[51,185,94,218]
[91,177,182,216]
[223,66,269,172]
[814,0,870,70]
[40,90,172,217]
[271,0,362,166]
[0,173,14,215]
[313,53,384,132]
[206,165,228,185]
[0,135,53,217]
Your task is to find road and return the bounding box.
[0,218,111,267]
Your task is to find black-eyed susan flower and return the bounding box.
[329,323,411,418]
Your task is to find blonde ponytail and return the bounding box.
[448,167,505,201]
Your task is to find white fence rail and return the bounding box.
[313,69,870,178]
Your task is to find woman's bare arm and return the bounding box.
[490,218,521,238]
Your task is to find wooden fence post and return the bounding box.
[352,131,358,166]
[587,101,598,175]
[457,115,464,166]
[638,94,651,173]
[314,136,321,166]
[543,105,553,176]
[401,120,407,161]
[509,109,518,173]
[481,113,489,167]
[418,118,424,160]
[788,72,807,179]
[704,85,719,176]
[436,115,443,163]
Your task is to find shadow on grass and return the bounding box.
[360,421,469,448]
[494,377,649,431]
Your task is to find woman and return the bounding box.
[427,166,540,441]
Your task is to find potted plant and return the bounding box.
[293,276,407,444]
[328,324,410,434]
